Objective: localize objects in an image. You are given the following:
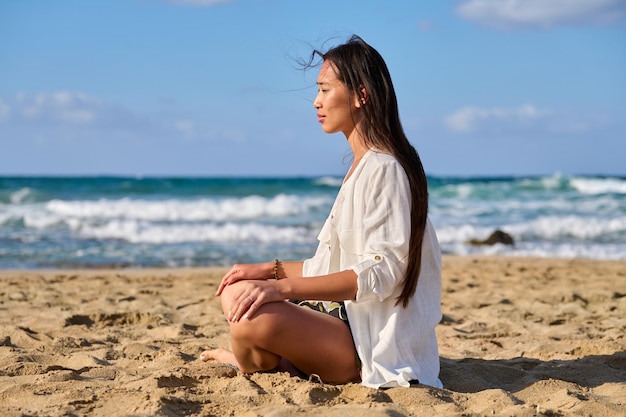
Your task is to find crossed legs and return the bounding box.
[201,282,360,384]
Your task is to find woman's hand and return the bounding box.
[226,279,285,322]
[216,262,273,296]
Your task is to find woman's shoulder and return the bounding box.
[362,150,404,174]
[352,150,408,191]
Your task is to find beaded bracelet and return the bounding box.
[273,258,281,280]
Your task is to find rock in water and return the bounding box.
[467,229,514,246]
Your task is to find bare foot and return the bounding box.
[200,348,239,368]
[200,348,307,379]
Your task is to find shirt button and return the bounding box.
[374,255,382,261]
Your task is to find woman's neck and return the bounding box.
[346,129,369,160]
[344,130,370,182]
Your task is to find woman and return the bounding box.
[201,35,442,389]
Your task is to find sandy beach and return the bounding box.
[1,256,624,416]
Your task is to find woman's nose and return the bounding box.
[313,94,321,109]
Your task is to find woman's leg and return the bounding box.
[204,282,360,384]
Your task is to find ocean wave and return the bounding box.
[0,187,35,204]
[570,176,626,195]
[44,194,332,222]
[313,176,343,187]
[432,173,626,198]
[77,220,314,244]
[441,240,626,260]
[436,214,626,245]
[10,188,32,204]
[2,174,625,267]
[431,194,623,220]
[509,215,626,241]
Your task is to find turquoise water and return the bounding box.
[1,174,625,269]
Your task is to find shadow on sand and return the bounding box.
[440,350,626,393]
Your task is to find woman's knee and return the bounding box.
[229,308,275,341]
[229,304,289,352]
[218,283,239,316]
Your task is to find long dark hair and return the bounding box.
[310,35,429,308]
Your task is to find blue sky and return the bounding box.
[1,0,625,177]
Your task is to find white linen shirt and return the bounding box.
[302,150,443,389]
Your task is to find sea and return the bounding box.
[1,174,625,269]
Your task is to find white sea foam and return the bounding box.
[23,212,64,229]
[570,177,626,195]
[509,215,626,240]
[10,188,31,204]
[314,176,343,187]
[45,194,331,222]
[77,220,313,244]
[455,184,474,198]
[0,203,55,228]
[0,211,13,226]
[432,191,624,219]
[2,174,625,267]
[436,214,626,244]
[538,173,567,190]
[434,223,485,244]
[441,240,626,260]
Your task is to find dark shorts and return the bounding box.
[289,299,351,329]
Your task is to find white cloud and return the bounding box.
[0,91,165,144]
[444,104,548,133]
[9,91,100,125]
[0,91,249,146]
[456,0,626,29]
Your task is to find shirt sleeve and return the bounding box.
[344,158,412,303]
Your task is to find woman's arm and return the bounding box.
[278,270,358,302]
[215,260,304,296]
[227,269,358,323]
[277,261,304,280]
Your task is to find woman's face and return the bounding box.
[313,60,359,136]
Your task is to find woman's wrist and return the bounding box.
[272,259,282,280]
[263,260,274,279]
[265,258,284,280]
[275,275,291,299]
[263,259,282,280]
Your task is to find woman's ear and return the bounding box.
[354,85,368,108]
